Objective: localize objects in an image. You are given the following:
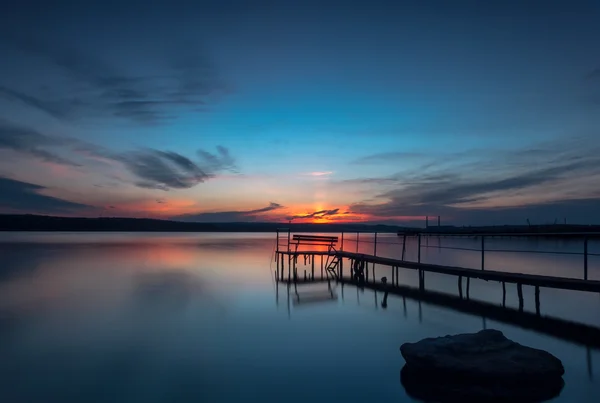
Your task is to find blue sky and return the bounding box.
[0,0,599,225]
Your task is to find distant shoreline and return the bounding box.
[0,214,405,233]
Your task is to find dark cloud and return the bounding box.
[0,177,91,213]
[118,146,236,191]
[0,29,229,125]
[289,208,340,221]
[174,202,284,222]
[0,120,80,166]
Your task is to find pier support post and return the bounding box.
[396,266,399,285]
[401,234,407,261]
[391,266,395,285]
[517,283,523,311]
[418,234,421,263]
[458,276,463,299]
[466,277,470,300]
[584,237,589,280]
[356,232,359,252]
[373,232,378,278]
[502,281,506,307]
[481,236,485,270]
[341,232,344,251]
[535,286,540,316]
[321,255,324,280]
[311,256,315,280]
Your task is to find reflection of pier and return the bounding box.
[282,278,600,349]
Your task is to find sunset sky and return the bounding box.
[1,0,599,225]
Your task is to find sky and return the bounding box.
[0,0,599,225]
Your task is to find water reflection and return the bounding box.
[0,233,599,403]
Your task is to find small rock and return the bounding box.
[400,329,564,381]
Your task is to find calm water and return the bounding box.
[0,232,599,402]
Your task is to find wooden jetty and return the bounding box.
[274,229,600,314]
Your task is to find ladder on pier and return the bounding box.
[325,254,341,279]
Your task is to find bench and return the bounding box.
[291,235,338,253]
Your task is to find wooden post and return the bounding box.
[275,253,279,280]
[418,233,421,263]
[373,232,378,256]
[517,283,523,311]
[458,276,463,298]
[356,232,359,252]
[288,255,291,281]
[401,234,407,260]
[276,229,280,253]
[287,229,291,252]
[321,255,324,279]
[502,281,506,307]
[535,286,540,316]
[396,266,399,285]
[311,255,315,280]
[392,265,395,285]
[584,237,589,280]
[341,232,344,251]
[481,236,485,270]
[373,232,378,276]
[466,277,470,300]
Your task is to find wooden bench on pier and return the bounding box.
[290,234,338,253]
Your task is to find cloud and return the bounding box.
[289,208,340,221]
[0,120,80,166]
[118,146,236,191]
[347,136,600,225]
[0,177,91,213]
[351,152,425,165]
[0,30,229,125]
[174,202,284,222]
[0,86,68,119]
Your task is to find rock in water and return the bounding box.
[400,329,564,381]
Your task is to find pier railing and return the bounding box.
[276,229,599,281]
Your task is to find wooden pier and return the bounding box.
[274,229,600,314]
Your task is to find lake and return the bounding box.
[0,232,599,402]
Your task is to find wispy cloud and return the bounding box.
[117,147,236,191]
[0,120,80,166]
[347,136,600,224]
[351,152,425,165]
[0,30,230,125]
[0,120,237,191]
[288,208,340,221]
[174,202,284,222]
[306,171,333,177]
[0,176,91,213]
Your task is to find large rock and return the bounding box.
[400,329,564,381]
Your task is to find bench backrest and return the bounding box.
[292,235,338,245]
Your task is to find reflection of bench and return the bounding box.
[293,284,337,306]
[291,235,338,253]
